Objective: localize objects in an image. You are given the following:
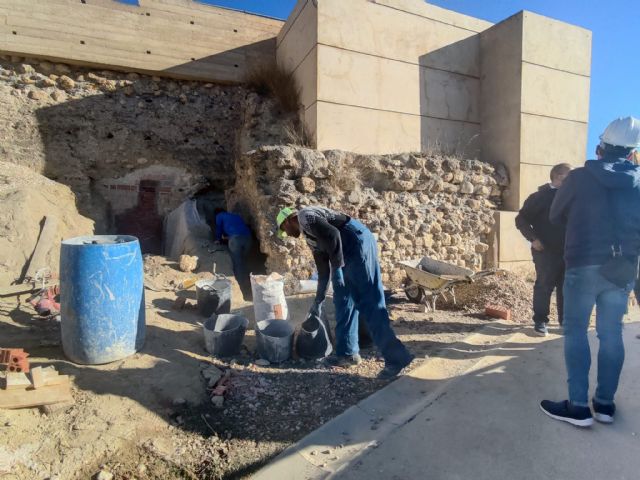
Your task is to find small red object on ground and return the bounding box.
[0,348,31,373]
[485,305,512,321]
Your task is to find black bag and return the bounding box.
[599,252,637,289]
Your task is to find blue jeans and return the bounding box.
[228,235,252,299]
[333,219,412,368]
[563,265,631,406]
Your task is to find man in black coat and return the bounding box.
[515,163,572,335]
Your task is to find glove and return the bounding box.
[332,267,346,289]
[309,299,323,319]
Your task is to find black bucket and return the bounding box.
[203,314,248,357]
[196,278,232,317]
[255,319,294,363]
[296,313,333,360]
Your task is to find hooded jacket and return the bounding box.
[549,156,640,269]
[515,184,565,254]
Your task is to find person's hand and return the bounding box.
[332,268,346,289]
[531,239,544,252]
[309,299,323,318]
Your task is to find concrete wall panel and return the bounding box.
[421,119,481,157]
[0,0,283,82]
[291,46,317,111]
[520,114,588,167]
[318,0,481,77]
[522,11,591,76]
[276,0,316,72]
[421,68,479,122]
[521,63,590,122]
[495,211,532,263]
[518,163,557,207]
[315,102,421,154]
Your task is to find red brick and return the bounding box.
[485,305,511,321]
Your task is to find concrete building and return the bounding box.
[0,0,592,271]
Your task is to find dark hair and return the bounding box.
[549,163,572,181]
[601,142,634,159]
[213,208,226,216]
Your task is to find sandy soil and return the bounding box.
[0,254,518,480]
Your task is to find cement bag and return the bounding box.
[251,273,288,322]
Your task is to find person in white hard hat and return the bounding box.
[539,117,640,427]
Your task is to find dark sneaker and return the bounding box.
[592,399,615,424]
[533,323,548,336]
[377,354,415,380]
[324,354,362,368]
[540,400,594,427]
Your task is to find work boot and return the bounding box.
[324,354,362,368]
[533,323,548,337]
[377,354,415,380]
[540,400,593,427]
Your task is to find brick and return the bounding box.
[485,305,511,321]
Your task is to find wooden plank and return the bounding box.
[30,367,44,389]
[24,216,59,281]
[0,383,72,409]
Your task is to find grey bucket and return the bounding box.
[295,314,333,360]
[196,278,232,317]
[255,319,294,363]
[203,314,249,357]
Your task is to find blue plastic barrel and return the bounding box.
[60,235,145,364]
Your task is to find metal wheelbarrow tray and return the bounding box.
[397,256,496,311]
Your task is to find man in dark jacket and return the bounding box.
[540,116,640,427]
[276,206,414,379]
[516,163,572,335]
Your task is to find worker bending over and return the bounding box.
[276,206,414,379]
[213,208,252,301]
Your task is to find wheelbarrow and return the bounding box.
[397,256,496,311]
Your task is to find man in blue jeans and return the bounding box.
[214,208,253,301]
[276,206,414,379]
[541,117,640,426]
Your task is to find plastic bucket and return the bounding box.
[296,314,333,360]
[196,278,232,317]
[203,314,248,357]
[60,235,145,365]
[255,319,294,363]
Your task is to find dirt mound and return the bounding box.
[0,161,94,285]
[442,271,537,323]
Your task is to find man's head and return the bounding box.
[598,116,640,160]
[550,163,572,188]
[276,207,300,238]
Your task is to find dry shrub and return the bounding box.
[245,62,301,114]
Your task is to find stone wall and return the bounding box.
[0,54,290,234]
[228,146,506,286]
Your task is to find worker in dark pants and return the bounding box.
[515,163,572,336]
[276,206,414,379]
[213,208,253,301]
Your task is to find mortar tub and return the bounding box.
[255,319,294,363]
[204,314,248,357]
[196,278,231,317]
[60,235,145,365]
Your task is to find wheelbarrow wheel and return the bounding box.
[404,281,425,304]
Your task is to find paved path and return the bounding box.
[253,318,640,480]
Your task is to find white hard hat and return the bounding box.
[599,116,640,148]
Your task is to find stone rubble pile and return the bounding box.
[228,146,507,286]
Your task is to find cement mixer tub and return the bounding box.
[255,319,294,363]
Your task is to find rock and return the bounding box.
[50,90,67,102]
[211,395,224,408]
[255,359,270,367]
[201,365,223,385]
[127,72,140,81]
[296,177,315,193]
[57,75,75,91]
[94,470,113,480]
[87,72,106,85]
[28,90,48,101]
[17,64,35,74]
[460,181,474,194]
[54,63,71,74]
[179,94,188,104]
[475,242,489,253]
[172,397,187,406]
[137,464,147,475]
[39,77,56,87]
[38,61,54,72]
[179,254,198,272]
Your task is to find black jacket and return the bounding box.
[515,184,565,254]
[550,157,640,269]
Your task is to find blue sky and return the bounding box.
[170,0,638,158]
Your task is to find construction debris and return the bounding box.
[178,255,199,273]
[0,348,30,373]
[0,365,73,409]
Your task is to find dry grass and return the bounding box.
[245,62,301,114]
[283,119,314,147]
